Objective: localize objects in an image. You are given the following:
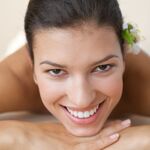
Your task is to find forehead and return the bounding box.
[33,24,121,62]
[34,23,118,42]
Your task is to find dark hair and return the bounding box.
[25,0,124,61]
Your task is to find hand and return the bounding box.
[0,119,131,150]
[104,125,150,150]
[72,119,131,150]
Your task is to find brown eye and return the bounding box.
[48,69,66,76]
[94,64,114,73]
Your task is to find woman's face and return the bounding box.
[33,24,125,137]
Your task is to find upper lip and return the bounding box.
[61,98,106,112]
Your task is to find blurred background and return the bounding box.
[0,0,150,60]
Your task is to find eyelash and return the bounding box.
[92,64,115,73]
[46,64,115,78]
[47,69,66,77]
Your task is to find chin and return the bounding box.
[66,125,103,137]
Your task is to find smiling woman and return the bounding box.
[32,25,124,136]
[24,0,125,137]
[0,0,150,149]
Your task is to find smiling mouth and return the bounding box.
[62,100,105,119]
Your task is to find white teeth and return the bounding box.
[78,112,84,118]
[90,110,95,116]
[73,111,78,117]
[67,104,99,119]
[84,111,90,118]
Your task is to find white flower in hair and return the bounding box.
[122,23,142,54]
[123,23,128,30]
[127,43,141,54]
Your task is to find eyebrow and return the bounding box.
[92,54,119,66]
[39,54,119,68]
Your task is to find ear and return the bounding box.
[25,44,33,68]
[33,72,37,85]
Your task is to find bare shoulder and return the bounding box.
[113,51,150,117]
[0,45,46,113]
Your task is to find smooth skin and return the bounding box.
[0,120,131,150]
[0,43,149,116]
[33,26,125,137]
[0,29,150,149]
[0,45,149,116]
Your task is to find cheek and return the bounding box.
[36,77,65,109]
[94,73,123,103]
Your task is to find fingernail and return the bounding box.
[121,119,131,127]
[109,133,119,140]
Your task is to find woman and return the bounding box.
[0,0,150,149]
[25,0,129,136]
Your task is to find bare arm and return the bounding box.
[104,126,150,150]
[0,120,149,150]
[0,47,149,149]
[0,120,130,150]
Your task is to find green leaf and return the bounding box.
[122,30,134,45]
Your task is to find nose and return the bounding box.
[66,75,96,108]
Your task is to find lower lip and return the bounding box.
[63,101,106,125]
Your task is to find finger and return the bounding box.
[74,133,119,150]
[103,119,122,128]
[74,119,131,144]
[100,119,131,137]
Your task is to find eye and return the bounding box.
[93,64,114,73]
[48,69,66,77]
